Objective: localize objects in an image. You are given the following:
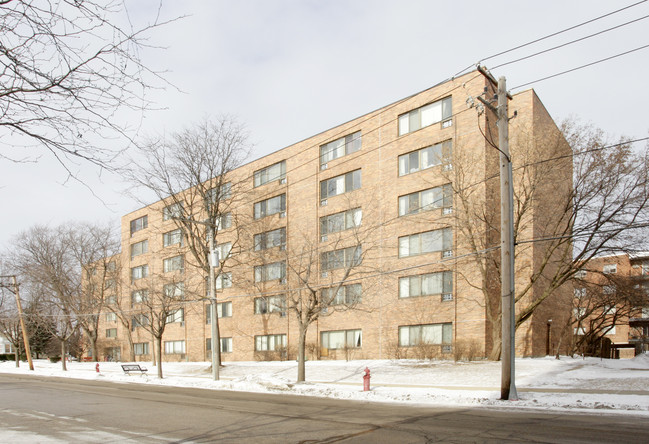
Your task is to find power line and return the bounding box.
[511,43,649,90]
[492,13,649,70]
[453,0,649,77]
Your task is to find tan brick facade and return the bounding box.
[95,71,573,363]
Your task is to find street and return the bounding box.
[1,373,648,443]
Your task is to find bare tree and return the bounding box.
[0,0,177,175]
[248,197,378,382]
[126,117,251,371]
[0,292,23,367]
[129,268,194,378]
[452,118,649,359]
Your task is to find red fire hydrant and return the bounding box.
[363,367,370,391]
[95,363,100,373]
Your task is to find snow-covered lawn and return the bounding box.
[2,355,649,415]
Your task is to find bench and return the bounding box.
[121,364,148,375]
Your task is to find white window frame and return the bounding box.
[603,264,617,274]
[399,271,453,298]
[254,160,286,187]
[254,261,286,283]
[254,295,286,315]
[163,229,183,247]
[398,323,452,346]
[134,342,149,355]
[105,328,117,338]
[398,97,452,136]
[398,228,452,258]
[164,340,185,354]
[163,202,183,221]
[130,239,148,259]
[166,308,184,324]
[130,215,148,236]
[163,282,185,299]
[321,329,362,349]
[254,334,286,351]
[320,170,361,200]
[321,284,362,305]
[254,194,286,219]
[399,184,452,216]
[320,131,361,166]
[254,227,286,251]
[131,265,149,281]
[163,255,184,273]
[321,246,362,271]
[398,140,452,176]
[320,208,362,238]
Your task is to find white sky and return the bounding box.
[1,0,648,249]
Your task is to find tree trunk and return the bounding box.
[14,343,20,368]
[60,340,67,371]
[151,331,156,366]
[297,326,308,382]
[155,337,163,378]
[91,340,98,363]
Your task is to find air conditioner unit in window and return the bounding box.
[279,211,286,218]
[279,178,287,185]
[320,163,328,171]
[441,119,453,129]
[443,163,453,171]
[321,272,328,278]
[320,235,328,242]
[320,199,327,206]
[443,250,453,258]
[279,278,287,284]
[442,345,452,353]
[180,321,185,327]
[279,244,286,251]
[442,293,453,302]
[443,207,453,215]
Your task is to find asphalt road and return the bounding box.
[1,373,648,443]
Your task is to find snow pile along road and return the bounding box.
[2,355,649,415]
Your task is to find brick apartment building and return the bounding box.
[94,70,573,363]
[572,253,649,358]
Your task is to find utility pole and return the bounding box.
[0,275,34,371]
[497,76,518,401]
[208,230,221,381]
[476,67,518,400]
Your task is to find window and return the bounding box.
[206,301,233,324]
[254,227,286,251]
[398,323,452,346]
[130,240,148,259]
[106,295,116,305]
[105,312,117,322]
[399,184,452,216]
[131,314,149,330]
[254,261,286,282]
[131,289,148,306]
[207,337,233,354]
[130,215,148,236]
[105,328,117,338]
[255,334,286,351]
[254,295,286,315]
[254,160,286,187]
[603,285,616,295]
[573,307,586,319]
[321,284,362,305]
[163,202,183,221]
[105,279,115,290]
[643,261,649,276]
[398,228,452,258]
[164,340,185,354]
[166,309,184,323]
[214,242,232,262]
[320,208,362,238]
[321,246,362,271]
[216,213,232,230]
[163,255,184,273]
[574,288,586,299]
[320,131,361,166]
[163,229,183,247]
[398,140,452,176]
[131,265,149,281]
[398,96,452,136]
[216,272,232,290]
[321,329,362,349]
[604,305,617,315]
[603,264,617,274]
[106,261,116,272]
[206,182,232,206]
[134,343,149,355]
[320,170,361,200]
[399,271,452,299]
[254,194,286,219]
[574,269,587,279]
[605,326,616,335]
[163,282,185,299]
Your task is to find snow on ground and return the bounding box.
[2,355,649,415]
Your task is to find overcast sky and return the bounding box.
[1,0,647,250]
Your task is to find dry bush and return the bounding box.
[453,340,483,362]
[386,341,408,360]
[410,342,441,360]
[306,342,320,361]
